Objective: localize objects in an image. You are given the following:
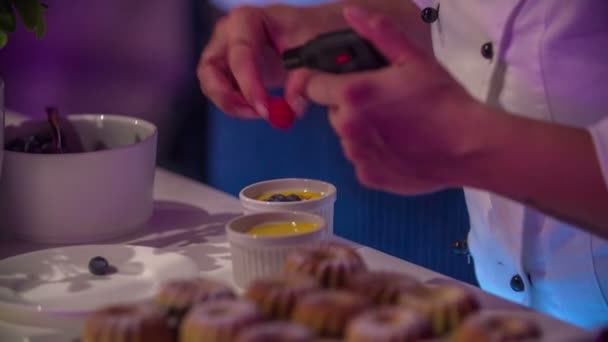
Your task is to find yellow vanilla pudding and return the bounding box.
[257,190,323,202]
[246,222,319,237]
[227,212,326,288]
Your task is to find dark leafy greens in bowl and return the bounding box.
[4,107,91,153]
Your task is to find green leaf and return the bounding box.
[0,30,7,49]
[12,0,46,38]
[0,11,16,33]
[12,0,39,30]
[34,10,44,38]
[0,0,16,32]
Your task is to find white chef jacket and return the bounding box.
[413,0,608,329]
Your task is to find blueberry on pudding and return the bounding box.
[258,191,322,202]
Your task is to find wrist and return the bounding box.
[440,102,513,190]
[451,105,598,197]
[447,107,608,235]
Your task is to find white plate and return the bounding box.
[0,319,78,342]
[0,245,198,328]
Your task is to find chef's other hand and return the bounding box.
[198,5,346,120]
[306,6,492,195]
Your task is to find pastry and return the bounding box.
[156,277,236,331]
[156,277,236,313]
[283,242,366,288]
[291,290,371,338]
[235,321,314,342]
[245,274,320,320]
[345,306,432,342]
[398,284,479,336]
[82,303,173,342]
[179,298,262,342]
[347,271,421,305]
[452,312,542,342]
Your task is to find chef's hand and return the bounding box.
[197,4,348,120]
[306,6,492,194]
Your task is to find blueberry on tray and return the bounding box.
[88,256,113,276]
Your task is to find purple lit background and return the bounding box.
[0,0,479,290]
[0,1,193,156]
[0,0,331,155]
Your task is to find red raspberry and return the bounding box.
[268,97,295,130]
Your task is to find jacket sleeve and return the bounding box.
[590,117,608,191]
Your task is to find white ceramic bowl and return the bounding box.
[239,178,336,237]
[226,211,326,289]
[0,114,157,243]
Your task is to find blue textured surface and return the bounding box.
[204,100,477,284]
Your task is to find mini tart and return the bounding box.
[452,312,542,342]
[283,242,366,289]
[347,271,421,305]
[244,274,320,320]
[235,321,315,342]
[345,306,432,342]
[82,303,173,342]
[397,284,479,337]
[291,290,371,339]
[155,277,236,313]
[179,299,262,342]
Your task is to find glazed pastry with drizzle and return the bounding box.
[452,312,542,342]
[82,303,174,342]
[245,274,320,320]
[179,298,262,342]
[345,306,432,342]
[291,290,371,338]
[397,284,479,336]
[283,242,366,288]
[156,277,236,330]
[347,271,421,305]
[235,321,314,342]
[156,278,236,313]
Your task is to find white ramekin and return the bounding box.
[239,178,336,237]
[226,211,326,289]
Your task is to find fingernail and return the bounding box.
[255,101,269,120]
[288,95,308,118]
[344,6,371,22]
